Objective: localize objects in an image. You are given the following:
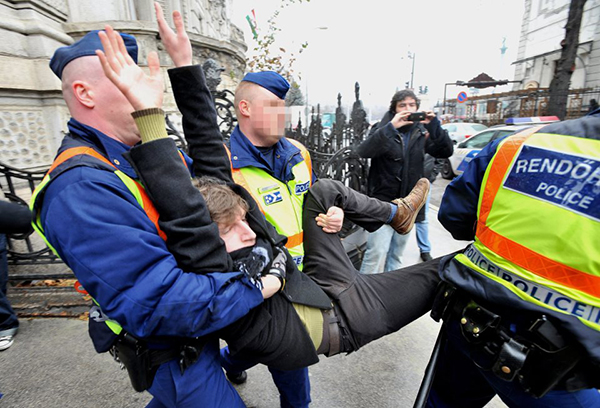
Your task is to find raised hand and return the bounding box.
[155,2,192,67]
[96,25,164,111]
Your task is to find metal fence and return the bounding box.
[0,165,63,272]
[284,84,371,195]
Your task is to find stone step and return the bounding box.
[8,285,90,318]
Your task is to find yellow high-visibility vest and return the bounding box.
[226,139,312,269]
[454,129,600,332]
[30,146,184,335]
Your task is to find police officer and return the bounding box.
[220,72,344,407]
[32,13,264,407]
[428,109,600,407]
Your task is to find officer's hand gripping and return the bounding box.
[268,247,287,291]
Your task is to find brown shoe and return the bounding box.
[390,178,430,235]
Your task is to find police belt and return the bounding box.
[109,331,208,392]
[431,283,591,398]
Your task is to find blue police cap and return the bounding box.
[50,30,138,79]
[242,71,290,100]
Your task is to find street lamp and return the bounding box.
[408,52,416,89]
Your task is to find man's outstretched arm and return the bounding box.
[155,2,232,182]
[168,66,232,182]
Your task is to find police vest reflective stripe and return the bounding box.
[454,128,600,331]
[30,146,179,335]
[225,139,312,269]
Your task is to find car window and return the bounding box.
[443,124,456,132]
[493,130,516,141]
[470,124,488,132]
[460,130,496,148]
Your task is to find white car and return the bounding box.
[441,117,559,179]
[441,122,488,144]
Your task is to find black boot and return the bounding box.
[226,370,248,385]
[420,252,433,262]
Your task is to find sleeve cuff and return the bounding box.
[132,108,169,143]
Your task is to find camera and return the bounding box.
[407,112,427,122]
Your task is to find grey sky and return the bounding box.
[231,0,526,112]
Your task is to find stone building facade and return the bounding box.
[441,0,600,124]
[512,0,600,91]
[0,0,247,169]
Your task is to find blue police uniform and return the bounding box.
[229,127,309,183]
[40,31,265,407]
[221,72,316,408]
[428,109,600,407]
[39,120,264,407]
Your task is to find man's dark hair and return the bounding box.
[389,90,420,113]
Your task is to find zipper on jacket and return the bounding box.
[285,151,304,232]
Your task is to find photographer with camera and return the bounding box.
[357,89,453,273]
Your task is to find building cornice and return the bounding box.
[512,41,592,65]
[63,21,247,65]
[0,17,71,43]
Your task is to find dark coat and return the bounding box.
[125,65,331,370]
[357,111,453,221]
[0,201,32,234]
[162,65,331,310]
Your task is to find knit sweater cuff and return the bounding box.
[131,108,168,143]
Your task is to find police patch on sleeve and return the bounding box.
[263,191,283,206]
[295,181,310,195]
[503,145,600,221]
[458,150,481,172]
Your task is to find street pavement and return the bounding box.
[0,177,508,407]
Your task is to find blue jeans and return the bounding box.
[359,225,410,274]
[415,191,431,254]
[0,234,18,336]
[220,346,311,408]
[426,320,600,408]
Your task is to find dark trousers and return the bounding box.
[303,179,441,350]
[221,180,441,373]
[0,234,18,334]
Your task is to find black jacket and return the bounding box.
[357,111,453,221]
[0,201,32,234]
[126,65,331,370]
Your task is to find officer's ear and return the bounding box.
[238,99,251,118]
[72,80,95,109]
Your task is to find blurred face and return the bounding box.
[248,88,287,146]
[395,97,418,114]
[95,75,139,142]
[218,208,257,253]
[62,57,140,146]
